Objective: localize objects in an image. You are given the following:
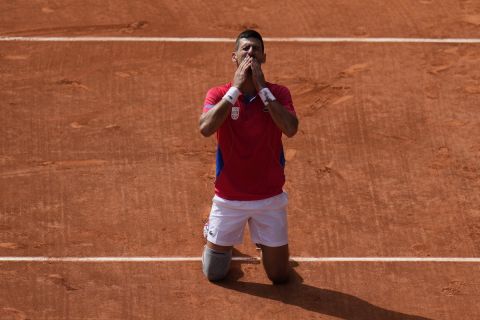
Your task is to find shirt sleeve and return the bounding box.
[273,85,296,115]
[202,87,223,113]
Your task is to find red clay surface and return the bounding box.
[1,262,480,319]
[1,0,480,38]
[2,42,480,258]
[1,1,480,319]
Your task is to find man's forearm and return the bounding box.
[266,100,298,137]
[199,100,232,137]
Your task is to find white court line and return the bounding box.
[1,36,480,44]
[0,256,479,262]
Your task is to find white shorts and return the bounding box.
[205,192,288,247]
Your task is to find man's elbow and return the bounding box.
[284,119,299,138]
[199,127,210,137]
[199,124,214,137]
[199,116,211,137]
[284,129,297,138]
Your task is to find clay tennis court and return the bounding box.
[1,1,480,319]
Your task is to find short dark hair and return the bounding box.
[235,29,264,52]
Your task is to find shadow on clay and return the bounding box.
[217,258,432,320]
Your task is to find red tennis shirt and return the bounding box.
[202,82,296,201]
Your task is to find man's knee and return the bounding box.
[202,246,232,282]
[267,271,290,285]
[260,244,290,284]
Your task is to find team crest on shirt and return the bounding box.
[231,106,240,120]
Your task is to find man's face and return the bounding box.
[232,37,266,66]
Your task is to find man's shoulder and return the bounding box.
[203,83,232,107]
[266,82,291,96]
[207,82,232,95]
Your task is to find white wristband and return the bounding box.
[223,87,241,105]
[258,87,276,106]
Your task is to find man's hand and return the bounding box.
[251,59,267,91]
[232,56,253,88]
